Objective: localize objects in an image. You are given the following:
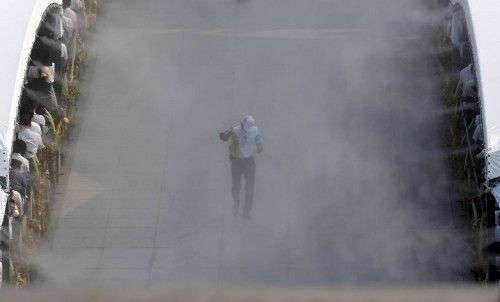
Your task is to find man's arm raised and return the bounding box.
[219,129,232,142]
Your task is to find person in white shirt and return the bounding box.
[16,114,44,159]
[26,60,59,109]
[31,120,42,135]
[26,100,49,135]
[11,153,30,173]
[11,140,30,173]
[9,190,23,244]
[32,112,45,127]
[9,190,24,218]
[33,111,49,135]
[63,0,78,32]
[21,100,44,135]
[219,115,263,218]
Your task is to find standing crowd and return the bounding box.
[2,0,100,287]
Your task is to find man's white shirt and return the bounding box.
[31,121,42,135]
[231,125,263,159]
[11,153,30,172]
[17,127,44,159]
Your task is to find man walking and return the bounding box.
[219,115,263,218]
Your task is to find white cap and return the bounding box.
[242,115,255,131]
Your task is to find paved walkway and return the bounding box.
[36,0,469,288]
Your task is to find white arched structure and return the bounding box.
[450,0,500,186]
[0,0,61,227]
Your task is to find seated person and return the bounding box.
[20,98,43,135]
[9,159,29,196]
[35,105,51,134]
[25,78,58,111]
[30,115,42,135]
[6,198,22,244]
[9,199,20,220]
[21,98,48,134]
[8,199,21,243]
[33,111,48,134]
[16,113,44,159]
[28,36,59,108]
[11,139,29,173]
[9,189,24,218]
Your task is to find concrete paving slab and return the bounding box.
[152,240,220,269]
[57,217,108,229]
[154,225,222,249]
[99,248,153,269]
[104,227,156,248]
[289,266,359,287]
[52,228,107,249]
[111,191,161,210]
[59,191,112,209]
[114,172,165,193]
[50,269,100,288]
[59,207,110,220]
[107,208,159,228]
[217,267,289,289]
[149,267,219,289]
[115,163,165,178]
[48,248,103,270]
[98,269,150,288]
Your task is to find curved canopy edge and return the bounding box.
[450,0,500,182]
[0,0,61,222]
[0,0,61,186]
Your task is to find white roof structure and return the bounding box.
[451,0,500,184]
[0,0,61,217]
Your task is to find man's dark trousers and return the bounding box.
[231,157,255,214]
